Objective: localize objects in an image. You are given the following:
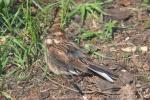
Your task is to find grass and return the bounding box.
[0,0,116,80]
[0,0,149,99]
[0,1,149,99]
[0,0,13,9]
[0,1,44,79]
[59,0,110,28]
[0,0,116,78]
[78,20,118,41]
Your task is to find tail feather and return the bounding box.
[87,64,118,82]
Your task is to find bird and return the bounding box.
[44,31,118,83]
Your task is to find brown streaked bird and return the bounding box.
[44,31,118,82]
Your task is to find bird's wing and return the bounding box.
[47,46,82,75]
[62,42,118,82]
[47,47,68,73]
[86,62,118,82]
[50,41,118,82]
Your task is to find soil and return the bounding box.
[1,0,150,100]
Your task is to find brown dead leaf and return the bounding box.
[121,46,148,53]
[121,46,137,52]
[131,31,150,46]
[118,71,134,84]
[144,91,150,99]
[0,38,6,45]
[131,55,142,68]
[140,46,148,53]
[119,84,137,100]
[143,63,150,71]
[20,87,40,100]
[105,8,132,21]
[119,0,135,6]
[91,19,99,31]
[0,96,7,100]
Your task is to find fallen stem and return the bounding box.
[40,66,79,93]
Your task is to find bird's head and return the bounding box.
[45,31,66,47]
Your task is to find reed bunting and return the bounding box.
[44,31,118,82]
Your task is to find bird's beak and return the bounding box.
[53,39,60,44]
[53,31,64,36]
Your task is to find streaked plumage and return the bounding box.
[45,32,118,82]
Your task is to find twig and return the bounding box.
[137,89,144,100]
[40,66,79,93]
[83,90,120,95]
[101,42,135,48]
[32,0,43,10]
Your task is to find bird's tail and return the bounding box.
[87,63,118,83]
